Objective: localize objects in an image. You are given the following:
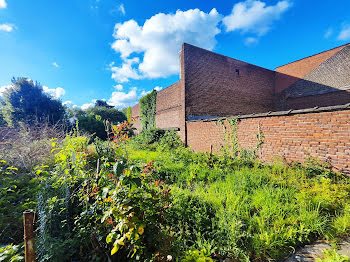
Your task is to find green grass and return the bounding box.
[125,144,350,261]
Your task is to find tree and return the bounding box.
[76,105,127,140]
[94,99,114,108]
[86,106,126,124]
[1,78,66,126]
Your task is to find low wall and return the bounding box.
[187,105,350,173]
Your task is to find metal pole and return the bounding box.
[23,210,35,262]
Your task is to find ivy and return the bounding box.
[126,107,132,121]
[139,90,157,130]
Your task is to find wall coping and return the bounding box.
[187,103,350,122]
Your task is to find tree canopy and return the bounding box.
[1,78,65,126]
[94,99,114,108]
[74,105,127,140]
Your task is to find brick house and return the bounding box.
[131,42,350,145]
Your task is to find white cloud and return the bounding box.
[63,101,74,107]
[139,86,163,97]
[52,62,59,68]
[222,0,291,36]
[118,3,125,15]
[140,90,151,97]
[0,24,15,32]
[110,58,142,83]
[113,84,123,91]
[244,37,258,45]
[111,8,222,81]
[324,28,333,39]
[42,86,66,99]
[338,24,350,41]
[0,85,13,96]
[81,103,94,110]
[108,87,138,108]
[0,0,6,9]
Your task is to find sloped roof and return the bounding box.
[275,43,350,93]
[282,44,350,98]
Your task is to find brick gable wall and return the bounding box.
[155,81,184,131]
[183,43,276,118]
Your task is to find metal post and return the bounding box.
[23,210,35,262]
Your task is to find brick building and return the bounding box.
[131,42,350,145]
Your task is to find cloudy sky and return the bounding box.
[0,0,349,109]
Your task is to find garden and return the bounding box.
[1,122,350,261]
[1,79,350,262]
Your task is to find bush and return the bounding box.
[158,130,183,150]
[130,128,165,150]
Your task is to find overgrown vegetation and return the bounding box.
[139,90,157,131]
[1,116,350,261]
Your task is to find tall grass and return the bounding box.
[125,140,350,260]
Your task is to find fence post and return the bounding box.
[23,209,35,262]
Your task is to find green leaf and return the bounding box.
[106,232,114,244]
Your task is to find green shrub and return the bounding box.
[130,128,165,150]
[158,130,183,150]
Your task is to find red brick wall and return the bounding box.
[275,45,346,93]
[187,109,350,173]
[183,43,275,118]
[156,81,183,130]
[131,104,141,133]
[130,79,186,140]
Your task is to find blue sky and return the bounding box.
[0,0,350,109]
